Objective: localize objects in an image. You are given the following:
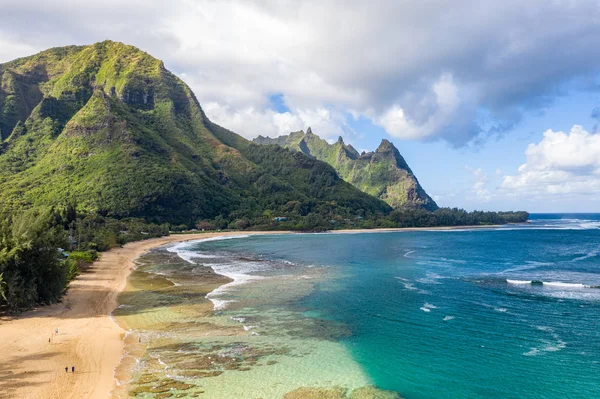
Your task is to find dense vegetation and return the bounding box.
[0,41,529,312]
[0,206,168,312]
[0,209,69,311]
[193,208,529,232]
[0,41,390,225]
[254,129,438,210]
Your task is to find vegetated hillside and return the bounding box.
[0,41,391,225]
[254,128,438,210]
[0,41,530,313]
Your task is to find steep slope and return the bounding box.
[254,128,438,210]
[0,41,391,224]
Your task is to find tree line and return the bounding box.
[189,207,529,232]
[0,203,528,313]
[0,205,168,313]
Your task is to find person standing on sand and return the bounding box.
[65,367,68,373]
[72,366,75,373]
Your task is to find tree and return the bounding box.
[0,273,6,302]
[235,219,250,230]
[196,221,214,231]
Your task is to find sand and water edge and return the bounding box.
[0,225,500,399]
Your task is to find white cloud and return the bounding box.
[466,166,492,202]
[0,35,37,62]
[375,74,465,140]
[2,1,600,145]
[502,126,600,196]
[204,102,348,140]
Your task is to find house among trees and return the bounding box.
[273,217,288,222]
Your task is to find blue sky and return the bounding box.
[367,90,600,212]
[1,0,600,212]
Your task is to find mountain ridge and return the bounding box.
[0,40,391,224]
[254,130,438,210]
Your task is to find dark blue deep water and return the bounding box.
[196,214,600,398]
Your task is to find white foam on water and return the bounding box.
[499,219,600,231]
[440,257,467,264]
[416,272,444,285]
[507,278,596,289]
[506,278,600,300]
[420,307,431,312]
[536,290,600,301]
[571,250,599,262]
[523,348,540,356]
[507,279,532,285]
[168,235,277,311]
[443,315,455,321]
[404,250,416,258]
[524,326,567,356]
[495,308,508,312]
[167,235,250,264]
[155,355,169,369]
[203,260,271,309]
[396,277,429,294]
[210,298,235,310]
[544,281,585,288]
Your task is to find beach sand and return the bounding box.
[0,225,498,399]
[0,232,285,399]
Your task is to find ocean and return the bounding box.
[115,214,600,398]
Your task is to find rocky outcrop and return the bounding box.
[254,129,438,210]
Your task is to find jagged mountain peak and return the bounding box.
[376,139,394,152]
[253,128,438,210]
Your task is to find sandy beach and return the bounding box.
[0,232,286,399]
[0,225,500,399]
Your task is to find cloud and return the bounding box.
[2,1,600,145]
[374,74,480,144]
[502,125,600,196]
[0,36,37,62]
[204,102,350,140]
[466,166,492,202]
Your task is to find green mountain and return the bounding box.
[0,41,391,224]
[254,129,438,210]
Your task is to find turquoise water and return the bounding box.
[178,215,600,398]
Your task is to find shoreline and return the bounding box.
[0,232,286,399]
[0,224,509,399]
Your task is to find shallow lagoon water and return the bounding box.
[117,215,600,398]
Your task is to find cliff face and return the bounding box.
[0,41,391,223]
[254,129,438,210]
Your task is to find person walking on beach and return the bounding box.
[65,367,68,373]
[72,366,75,373]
